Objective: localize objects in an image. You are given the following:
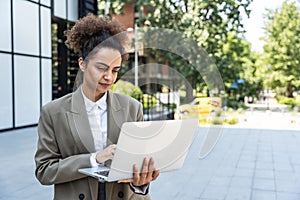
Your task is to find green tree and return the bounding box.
[128,0,253,96]
[99,0,256,101]
[97,0,125,16]
[218,31,253,93]
[262,0,300,97]
[242,51,264,99]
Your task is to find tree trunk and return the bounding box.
[287,83,293,98]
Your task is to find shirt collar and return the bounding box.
[81,87,107,112]
[96,92,107,110]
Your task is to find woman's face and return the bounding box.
[79,47,122,101]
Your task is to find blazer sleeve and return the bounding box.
[34,106,91,185]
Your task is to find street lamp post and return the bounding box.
[266,65,271,110]
[134,23,138,87]
[105,1,111,16]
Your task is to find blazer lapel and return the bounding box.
[107,91,125,145]
[66,87,95,153]
[105,91,126,167]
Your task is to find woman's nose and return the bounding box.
[103,70,112,80]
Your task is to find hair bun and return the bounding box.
[64,14,127,55]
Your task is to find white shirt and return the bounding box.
[81,88,107,167]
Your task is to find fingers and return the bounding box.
[131,157,160,186]
[109,144,116,158]
[152,169,160,181]
[95,144,117,163]
[146,158,155,180]
[103,145,115,160]
[140,158,149,183]
[117,178,133,183]
[132,164,139,185]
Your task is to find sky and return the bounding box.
[242,0,285,52]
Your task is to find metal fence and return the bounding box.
[136,93,176,121]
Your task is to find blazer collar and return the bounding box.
[68,86,95,153]
[72,88,121,112]
[71,85,87,114]
[106,91,125,144]
[81,90,107,112]
[106,90,122,112]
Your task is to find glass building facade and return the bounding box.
[0,0,97,131]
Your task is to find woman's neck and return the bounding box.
[81,85,104,102]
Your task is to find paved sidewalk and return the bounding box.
[1,112,300,200]
[0,127,53,199]
[151,126,300,200]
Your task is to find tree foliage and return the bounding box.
[110,80,143,99]
[128,0,253,95]
[262,0,300,97]
[99,0,257,99]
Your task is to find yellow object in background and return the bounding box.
[198,97,222,115]
[175,97,222,122]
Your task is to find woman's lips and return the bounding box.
[99,82,111,87]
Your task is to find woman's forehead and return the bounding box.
[93,48,122,63]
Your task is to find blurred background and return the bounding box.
[1,0,300,132]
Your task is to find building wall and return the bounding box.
[113,2,135,29]
[0,0,79,131]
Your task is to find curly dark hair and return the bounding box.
[65,14,130,91]
[64,13,129,61]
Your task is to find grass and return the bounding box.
[177,108,242,125]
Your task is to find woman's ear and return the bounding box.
[78,57,86,72]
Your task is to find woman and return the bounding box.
[35,14,159,200]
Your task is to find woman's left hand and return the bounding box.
[118,157,160,186]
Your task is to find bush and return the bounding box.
[110,80,143,99]
[211,117,224,125]
[225,117,239,125]
[226,107,235,114]
[277,95,300,110]
[198,116,208,125]
[277,95,296,106]
[214,108,223,117]
[227,99,248,110]
[237,108,245,114]
[142,94,157,109]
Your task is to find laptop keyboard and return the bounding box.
[95,170,109,177]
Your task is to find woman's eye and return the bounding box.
[97,67,107,71]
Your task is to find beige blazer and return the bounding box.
[35,87,151,200]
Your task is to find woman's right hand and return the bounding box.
[95,144,117,163]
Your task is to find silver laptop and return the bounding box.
[78,119,198,182]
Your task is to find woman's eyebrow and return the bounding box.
[95,62,110,68]
[95,62,121,69]
[113,66,121,70]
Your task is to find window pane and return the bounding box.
[41,7,51,57]
[42,59,52,106]
[41,0,51,7]
[54,0,66,19]
[68,0,78,22]
[0,0,11,51]
[13,0,39,55]
[0,54,13,129]
[14,55,40,127]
